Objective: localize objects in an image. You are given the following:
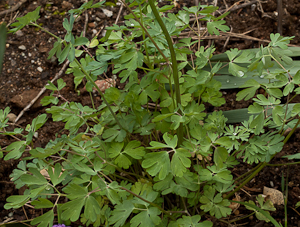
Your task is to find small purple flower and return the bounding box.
[52,224,70,227]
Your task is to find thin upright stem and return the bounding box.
[119,0,169,64]
[148,0,183,145]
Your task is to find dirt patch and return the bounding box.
[1,0,300,226]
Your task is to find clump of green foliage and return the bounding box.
[1,0,300,226]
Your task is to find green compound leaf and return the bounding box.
[4,141,26,160]
[225,48,240,61]
[145,83,161,102]
[104,87,121,103]
[31,198,54,209]
[171,114,186,130]
[124,140,145,159]
[207,20,229,35]
[109,200,135,227]
[103,128,127,142]
[272,105,284,126]
[148,133,177,149]
[250,112,264,135]
[74,36,89,46]
[63,183,88,200]
[20,167,48,186]
[207,166,233,184]
[109,142,130,169]
[58,43,71,63]
[109,141,144,169]
[73,162,97,175]
[10,6,41,33]
[200,186,231,219]
[4,195,30,209]
[31,210,54,227]
[68,0,105,14]
[228,62,247,77]
[171,148,191,177]
[248,102,264,114]
[214,136,232,148]
[48,163,68,187]
[283,153,300,160]
[253,94,280,106]
[84,195,101,222]
[293,70,300,84]
[142,151,171,180]
[175,215,213,227]
[269,33,293,49]
[236,79,260,101]
[283,82,294,96]
[163,133,178,148]
[177,10,190,24]
[61,197,86,222]
[235,197,281,227]
[106,181,122,205]
[47,40,62,60]
[213,147,228,170]
[68,45,75,62]
[130,207,161,227]
[40,96,59,106]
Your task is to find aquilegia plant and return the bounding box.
[1,0,300,226]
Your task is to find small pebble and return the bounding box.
[34,132,38,138]
[102,8,113,17]
[15,30,24,36]
[50,56,57,62]
[61,1,74,9]
[11,59,16,66]
[18,45,26,50]
[37,67,43,72]
[88,22,95,28]
[7,113,17,122]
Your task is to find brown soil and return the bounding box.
[1,0,300,226]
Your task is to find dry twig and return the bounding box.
[14,60,70,123]
[0,0,27,17]
[222,26,232,52]
[115,1,124,24]
[179,30,299,47]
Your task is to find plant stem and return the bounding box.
[233,163,260,184]
[283,117,300,144]
[31,23,61,40]
[267,161,300,166]
[229,212,256,223]
[119,0,169,63]
[148,0,183,145]
[74,58,124,131]
[225,162,266,199]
